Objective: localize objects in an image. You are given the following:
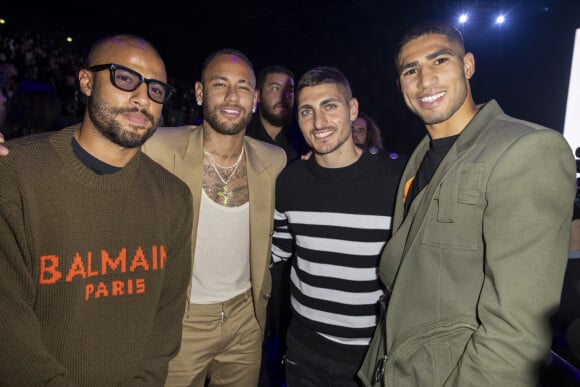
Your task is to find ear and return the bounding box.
[78,68,93,97]
[463,52,475,80]
[349,97,359,122]
[194,81,203,104]
[252,90,258,113]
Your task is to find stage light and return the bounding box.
[458,13,469,24]
[495,14,506,24]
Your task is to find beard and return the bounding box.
[260,101,290,127]
[417,86,468,126]
[310,126,352,156]
[87,95,158,148]
[204,103,252,136]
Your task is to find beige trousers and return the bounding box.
[165,289,262,387]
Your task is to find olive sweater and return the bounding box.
[0,125,193,386]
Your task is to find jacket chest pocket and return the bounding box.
[421,163,484,251]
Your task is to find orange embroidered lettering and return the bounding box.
[152,245,158,270]
[136,278,145,293]
[130,247,150,272]
[160,245,167,269]
[65,253,87,282]
[127,278,133,294]
[86,251,98,277]
[39,255,62,284]
[95,282,109,298]
[85,283,95,300]
[85,278,146,300]
[111,280,124,296]
[102,248,127,274]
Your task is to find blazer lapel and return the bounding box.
[381,134,476,288]
[244,139,275,300]
[172,128,204,303]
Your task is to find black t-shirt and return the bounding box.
[404,134,459,217]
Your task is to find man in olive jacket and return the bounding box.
[358,21,576,387]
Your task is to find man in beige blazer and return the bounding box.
[142,49,286,387]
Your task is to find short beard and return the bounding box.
[87,96,157,148]
[311,127,351,156]
[418,86,468,126]
[204,105,251,136]
[261,102,290,127]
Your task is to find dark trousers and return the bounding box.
[285,328,362,387]
[259,261,292,387]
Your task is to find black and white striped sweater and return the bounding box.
[272,148,405,359]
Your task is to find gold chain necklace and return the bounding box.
[203,145,245,206]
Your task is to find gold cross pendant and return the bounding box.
[218,185,234,206]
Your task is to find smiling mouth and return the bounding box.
[419,91,445,103]
[221,107,241,115]
[312,129,333,140]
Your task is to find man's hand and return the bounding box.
[0,132,8,156]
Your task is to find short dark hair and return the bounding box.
[396,20,465,70]
[200,48,255,83]
[296,66,352,101]
[256,65,294,91]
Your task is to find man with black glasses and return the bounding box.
[0,34,193,385]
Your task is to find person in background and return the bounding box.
[142,48,287,387]
[246,64,306,387]
[271,66,405,386]
[549,178,580,371]
[358,20,576,387]
[352,111,383,150]
[247,64,308,161]
[0,34,193,385]
[1,79,63,139]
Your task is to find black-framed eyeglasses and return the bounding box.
[88,63,176,104]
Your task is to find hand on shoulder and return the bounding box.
[0,132,8,156]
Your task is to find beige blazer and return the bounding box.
[142,125,287,332]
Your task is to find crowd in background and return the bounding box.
[0,30,83,132]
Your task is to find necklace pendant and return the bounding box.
[218,185,234,206]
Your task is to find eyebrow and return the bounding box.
[426,48,455,60]
[209,75,253,86]
[298,97,340,111]
[399,48,455,72]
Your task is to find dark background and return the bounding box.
[2,0,579,154]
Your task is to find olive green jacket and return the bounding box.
[358,100,576,387]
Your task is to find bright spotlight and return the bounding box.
[458,13,469,24]
[495,14,506,24]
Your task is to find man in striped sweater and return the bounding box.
[271,66,406,386]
